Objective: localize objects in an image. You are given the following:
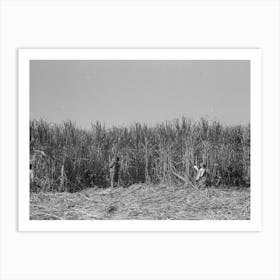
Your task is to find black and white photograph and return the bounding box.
[17,48,262,231]
[27,52,252,222]
[2,1,278,279]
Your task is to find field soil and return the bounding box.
[30,184,250,220]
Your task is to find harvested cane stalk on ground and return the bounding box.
[30,184,250,220]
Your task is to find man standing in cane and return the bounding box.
[109,156,120,188]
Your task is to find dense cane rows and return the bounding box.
[30,118,250,193]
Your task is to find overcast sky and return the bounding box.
[30,60,250,128]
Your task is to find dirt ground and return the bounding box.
[30,184,250,220]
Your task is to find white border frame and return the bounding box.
[18,48,262,232]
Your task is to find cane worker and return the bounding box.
[194,162,211,189]
[109,156,120,188]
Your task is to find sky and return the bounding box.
[30,60,250,128]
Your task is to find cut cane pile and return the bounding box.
[30,184,250,220]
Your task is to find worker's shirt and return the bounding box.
[30,169,34,182]
[109,160,120,174]
[196,168,206,181]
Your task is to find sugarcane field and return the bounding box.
[29,119,250,220]
[28,59,251,221]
